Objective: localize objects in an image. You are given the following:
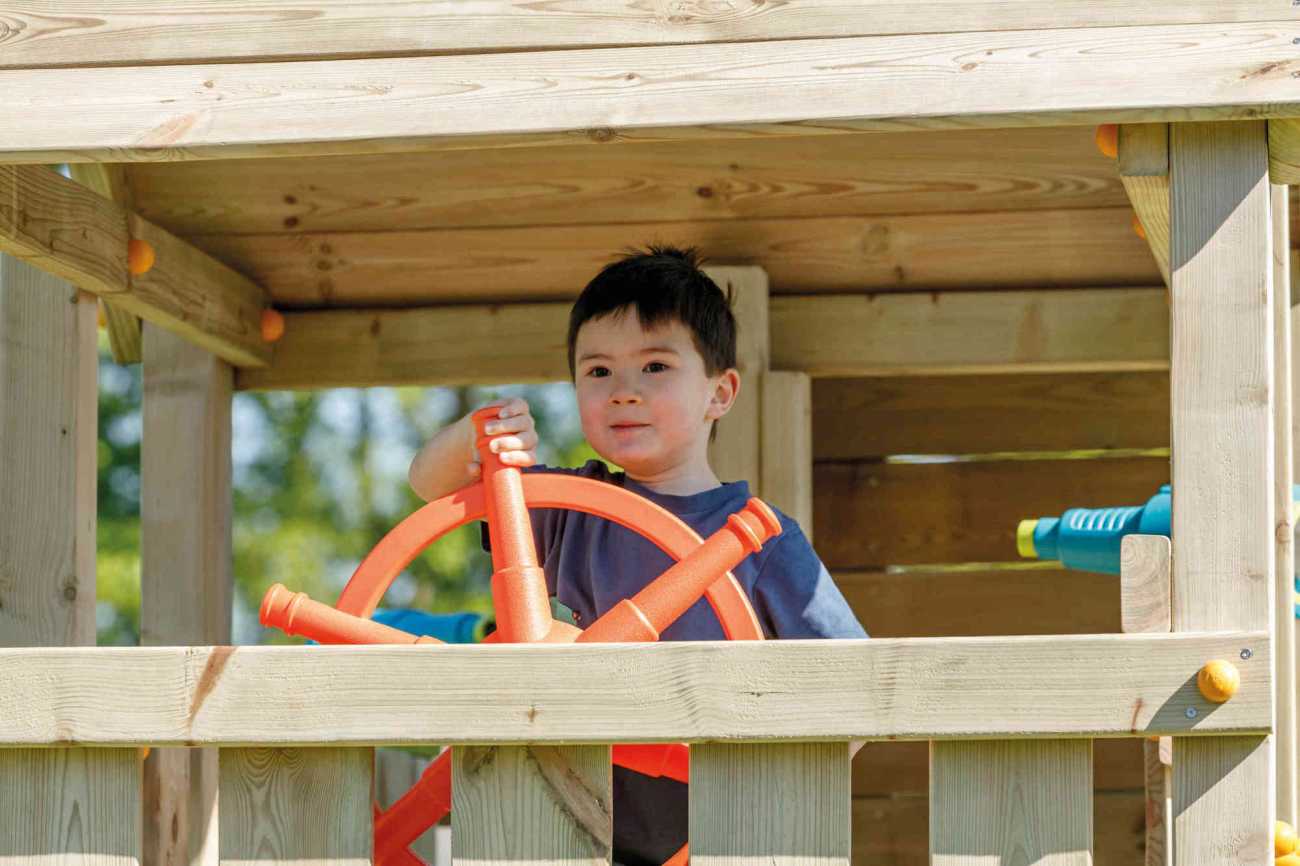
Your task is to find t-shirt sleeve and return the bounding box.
[752,524,869,639]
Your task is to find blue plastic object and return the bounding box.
[1019,484,1300,578]
[372,608,493,643]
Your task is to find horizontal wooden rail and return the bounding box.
[237,287,1170,389]
[0,633,1269,747]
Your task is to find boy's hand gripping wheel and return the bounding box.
[260,408,783,866]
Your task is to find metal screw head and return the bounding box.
[1186,707,1199,719]
[1241,648,1253,660]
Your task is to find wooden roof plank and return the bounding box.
[1,21,1298,162]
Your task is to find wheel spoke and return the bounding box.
[578,499,781,642]
[375,749,452,861]
[260,584,442,645]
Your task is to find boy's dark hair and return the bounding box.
[566,244,737,379]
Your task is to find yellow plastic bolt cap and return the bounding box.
[127,238,156,276]
[1277,820,1298,857]
[1196,659,1240,703]
[1276,853,1300,866]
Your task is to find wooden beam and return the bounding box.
[238,287,1171,390]
[140,327,233,866]
[1271,119,1300,184]
[219,747,372,864]
[1120,123,1172,286]
[0,634,1272,746]
[67,162,143,364]
[813,371,1170,458]
[0,165,269,367]
[815,455,1169,569]
[128,126,1129,236]
[1119,535,1174,866]
[1276,183,1297,827]
[0,2,1285,69]
[189,206,1158,308]
[931,739,1092,866]
[762,372,813,540]
[0,22,1296,163]
[453,745,611,864]
[708,266,766,491]
[1169,120,1275,866]
[691,743,849,866]
[773,288,1169,377]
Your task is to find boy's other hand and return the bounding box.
[468,397,538,477]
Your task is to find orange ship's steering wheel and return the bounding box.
[260,408,783,866]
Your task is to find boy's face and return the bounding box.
[573,310,732,477]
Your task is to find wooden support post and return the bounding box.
[452,745,611,865]
[1120,123,1172,287]
[761,370,814,539]
[1121,534,1174,866]
[219,747,373,865]
[1169,120,1275,864]
[140,325,233,866]
[1275,183,1297,827]
[0,254,141,860]
[930,740,1092,865]
[706,266,767,491]
[68,163,143,364]
[690,742,849,866]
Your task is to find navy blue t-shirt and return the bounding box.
[486,460,867,865]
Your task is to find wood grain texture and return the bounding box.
[852,738,1143,798]
[1275,183,1297,826]
[1169,121,1274,866]
[3,22,1298,162]
[0,748,141,865]
[218,747,372,865]
[812,372,1171,458]
[854,791,1145,866]
[128,126,1127,236]
[774,288,1169,378]
[690,742,849,866]
[140,326,232,866]
[1271,120,1300,185]
[452,745,610,865]
[237,288,1171,391]
[1120,535,1172,636]
[67,163,142,363]
[708,266,766,491]
[0,165,269,367]
[1143,739,1172,866]
[188,207,1158,308]
[930,739,1092,866]
[762,371,813,540]
[1120,123,1172,286]
[835,568,1121,639]
[0,635,1272,746]
[0,256,97,648]
[0,1,1286,69]
[814,456,1170,569]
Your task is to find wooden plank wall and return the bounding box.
[813,371,1171,864]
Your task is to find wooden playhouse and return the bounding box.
[1,4,1299,864]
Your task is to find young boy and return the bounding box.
[408,245,867,865]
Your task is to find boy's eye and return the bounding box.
[644,361,668,373]
[586,366,610,378]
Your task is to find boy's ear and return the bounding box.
[706,368,741,421]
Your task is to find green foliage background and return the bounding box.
[94,334,597,646]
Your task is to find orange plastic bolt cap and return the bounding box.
[127,238,156,276]
[1095,124,1119,159]
[1132,213,1147,241]
[261,308,286,342]
[1196,659,1240,703]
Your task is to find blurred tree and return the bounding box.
[94,331,597,646]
